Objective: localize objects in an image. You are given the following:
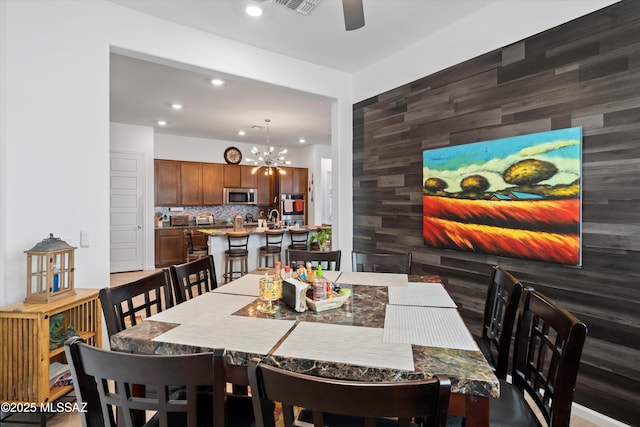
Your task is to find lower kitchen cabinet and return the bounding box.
[155,228,186,267]
[0,289,101,406]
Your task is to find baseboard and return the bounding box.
[572,402,630,427]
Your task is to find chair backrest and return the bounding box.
[65,336,227,427]
[479,265,523,380]
[170,255,218,304]
[352,251,412,274]
[248,358,451,427]
[511,288,587,426]
[286,249,341,271]
[288,229,309,250]
[185,229,196,253]
[226,232,250,254]
[264,229,285,249]
[99,270,173,340]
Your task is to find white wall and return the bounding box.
[1,0,351,306]
[110,122,155,270]
[353,0,619,102]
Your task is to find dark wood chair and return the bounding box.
[352,251,412,274]
[287,229,310,250]
[286,249,341,271]
[223,232,250,283]
[99,269,173,341]
[478,265,523,381]
[170,255,218,304]
[185,229,208,262]
[490,288,587,426]
[259,229,285,267]
[64,336,255,427]
[248,357,451,427]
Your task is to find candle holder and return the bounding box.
[258,275,282,314]
[24,233,76,303]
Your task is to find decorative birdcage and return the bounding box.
[24,233,76,303]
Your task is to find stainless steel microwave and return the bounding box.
[223,188,256,205]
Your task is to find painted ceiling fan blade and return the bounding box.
[342,0,365,31]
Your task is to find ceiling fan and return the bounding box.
[271,0,365,31]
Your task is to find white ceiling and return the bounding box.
[109,0,496,147]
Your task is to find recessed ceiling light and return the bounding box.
[245,5,262,17]
[171,103,182,110]
[157,120,167,126]
[299,138,306,143]
[211,78,225,86]
[238,131,246,136]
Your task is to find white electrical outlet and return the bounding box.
[80,230,90,248]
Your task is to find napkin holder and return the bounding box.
[282,278,308,312]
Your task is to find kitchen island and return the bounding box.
[199,225,327,283]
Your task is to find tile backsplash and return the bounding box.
[155,205,264,222]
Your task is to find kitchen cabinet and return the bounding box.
[202,163,224,205]
[155,228,186,267]
[280,167,308,194]
[0,289,101,406]
[180,162,203,206]
[155,159,181,206]
[241,165,257,188]
[256,174,274,205]
[223,165,258,189]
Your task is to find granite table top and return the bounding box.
[110,273,499,399]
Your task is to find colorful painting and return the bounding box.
[422,127,582,265]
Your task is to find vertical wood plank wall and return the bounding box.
[352,1,640,424]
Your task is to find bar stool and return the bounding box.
[223,232,250,283]
[288,229,310,250]
[259,229,285,268]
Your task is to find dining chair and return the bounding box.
[489,288,587,426]
[99,269,174,341]
[170,255,218,304]
[248,357,451,427]
[288,229,310,250]
[352,251,412,274]
[286,249,341,271]
[64,336,255,427]
[185,229,208,262]
[259,229,285,267]
[478,265,524,381]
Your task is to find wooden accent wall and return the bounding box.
[353,1,640,424]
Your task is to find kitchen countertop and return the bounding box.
[155,221,273,230]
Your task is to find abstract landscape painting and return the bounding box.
[422,127,582,265]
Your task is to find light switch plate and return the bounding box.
[80,230,90,248]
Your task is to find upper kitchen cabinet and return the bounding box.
[155,159,181,206]
[256,174,274,206]
[280,167,308,195]
[202,163,224,205]
[180,162,203,206]
[223,165,258,189]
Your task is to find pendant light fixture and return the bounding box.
[245,119,291,176]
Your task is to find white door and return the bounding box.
[110,151,144,273]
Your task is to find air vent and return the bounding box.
[273,0,321,15]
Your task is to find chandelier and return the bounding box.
[246,119,291,175]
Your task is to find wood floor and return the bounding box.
[4,270,619,427]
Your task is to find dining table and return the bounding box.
[110,270,499,427]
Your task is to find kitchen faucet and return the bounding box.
[268,209,280,225]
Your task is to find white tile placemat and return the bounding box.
[322,270,342,282]
[147,293,255,326]
[388,283,457,308]
[212,274,262,297]
[153,316,296,354]
[336,272,408,287]
[274,322,414,371]
[383,305,479,351]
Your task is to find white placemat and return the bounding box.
[153,316,296,354]
[212,274,262,297]
[383,305,479,351]
[147,293,255,326]
[388,283,457,308]
[274,322,414,371]
[336,272,408,287]
[322,270,342,282]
